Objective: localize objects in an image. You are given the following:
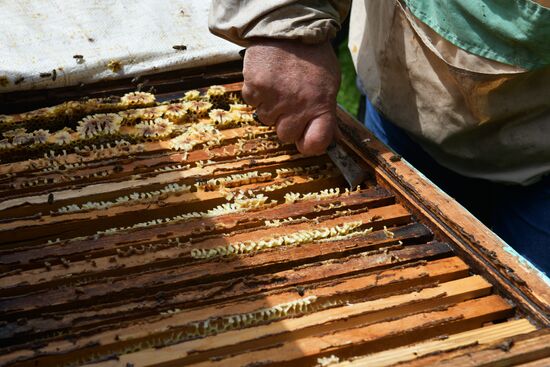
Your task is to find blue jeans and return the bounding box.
[363,97,550,275]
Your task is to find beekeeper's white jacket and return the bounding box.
[210,0,550,185]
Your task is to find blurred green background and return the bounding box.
[336,39,361,117]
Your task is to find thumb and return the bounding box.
[295,112,336,155]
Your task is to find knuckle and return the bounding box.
[241,84,251,98]
[241,84,257,105]
[296,114,335,155]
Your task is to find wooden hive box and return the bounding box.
[0,67,549,367]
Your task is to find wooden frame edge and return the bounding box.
[336,107,550,325]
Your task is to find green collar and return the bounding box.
[404,0,550,70]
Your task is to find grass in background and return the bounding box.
[336,38,361,117]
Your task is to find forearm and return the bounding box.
[209,0,350,46]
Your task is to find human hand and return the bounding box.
[241,40,340,155]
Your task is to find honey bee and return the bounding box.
[73,55,85,64]
[107,60,122,73]
[390,154,402,162]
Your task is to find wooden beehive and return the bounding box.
[0,77,549,367]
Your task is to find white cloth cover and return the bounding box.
[0,0,242,92]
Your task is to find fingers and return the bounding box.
[275,115,305,143]
[240,40,340,155]
[295,112,335,155]
[243,83,288,126]
[274,111,336,155]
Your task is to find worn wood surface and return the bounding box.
[0,81,548,367]
[337,108,550,322]
[335,319,537,367]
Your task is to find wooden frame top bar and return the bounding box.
[0,76,548,367]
